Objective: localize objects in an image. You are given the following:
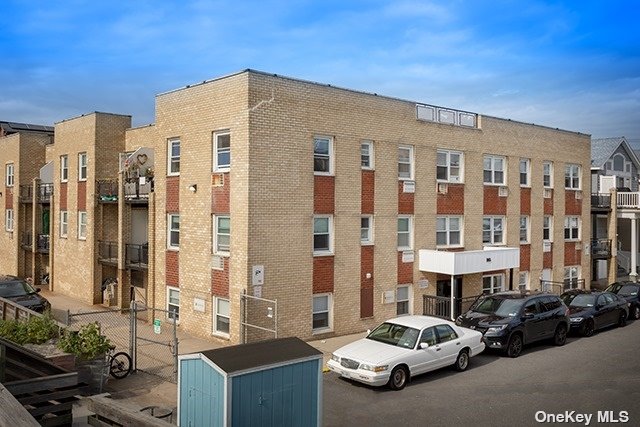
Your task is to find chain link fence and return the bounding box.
[240,293,278,344]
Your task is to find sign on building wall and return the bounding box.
[252,265,265,286]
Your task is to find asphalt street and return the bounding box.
[324,318,640,427]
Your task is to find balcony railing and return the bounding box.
[21,231,32,249]
[98,241,118,264]
[126,243,148,269]
[591,193,611,209]
[539,279,586,294]
[97,180,118,203]
[38,183,53,203]
[591,238,612,259]
[19,185,33,203]
[37,234,49,253]
[423,294,483,320]
[617,192,640,209]
[124,180,152,202]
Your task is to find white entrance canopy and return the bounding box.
[418,247,520,275]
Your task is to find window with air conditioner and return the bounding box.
[397,216,413,250]
[398,145,414,180]
[543,216,553,242]
[543,161,553,188]
[564,216,580,241]
[564,164,581,190]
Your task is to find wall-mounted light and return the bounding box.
[188,184,197,193]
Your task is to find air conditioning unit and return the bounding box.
[437,183,448,194]
[403,180,415,193]
[212,173,225,187]
[543,241,552,253]
[211,255,224,270]
[382,290,395,304]
[544,188,553,199]
[498,186,509,197]
[575,190,582,200]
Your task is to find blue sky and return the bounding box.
[2,0,639,144]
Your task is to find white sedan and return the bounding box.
[327,315,485,390]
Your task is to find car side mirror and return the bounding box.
[419,342,429,349]
[521,313,534,320]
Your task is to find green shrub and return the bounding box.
[0,314,59,345]
[57,322,112,361]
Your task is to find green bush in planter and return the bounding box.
[57,322,112,361]
[0,313,59,345]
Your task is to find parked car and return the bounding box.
[327,315,485,390]
[605,281,640,320]
[455,291,570,358]
[0,274,51,313]
[560,290,629,336]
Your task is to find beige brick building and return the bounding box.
[1,70,591,346]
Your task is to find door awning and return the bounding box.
[418,247,520,275]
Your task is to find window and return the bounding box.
[437,150,463,183]
[78,152,87,181]
[436,216,462,247]
[543,216,553,242]
[167,287,180,322]
[312,294,332,332]
[5,163,14,187]
[398,145,414,180]
[361,215,373,244]
[564,164,581,189]
[313,136,333,175]
[564,216,580,241]
[520,216,530,244]
[78,211,87,240]
[613,154,625,171]
[168,214,180,249]
[483,155,505,185]
[482,216,504,245]
[397,285,411,315]
[214,131,231,171]
[435,324,458,342]
[313,215,333,254]
[543,162,553,188]
[214,297,230,336]
[564,266,580,289]
[361,141,374,169]
[483,274,504,294]
[214,215,230,254]
[60,155,69,182]
[519,271,529,290]
[519,158,530,186]
[168,139,180,175]
[60,211,68,237]
[5,209,13,231]
[397,216,413,250]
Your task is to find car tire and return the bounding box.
[581,319,595,337]
[618,311,627,327]
[633,305,640,320]
[553,324,567,346]
[454,350,470,372]
[387,365,409,391]
[506,334,523,358]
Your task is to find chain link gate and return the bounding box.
[240,291,278,344]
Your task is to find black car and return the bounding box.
[605,282,640,320]
[0,275,51,313]
[560,290,629,336]
[455,291,570,358]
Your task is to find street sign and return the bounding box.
[153,319,161,334]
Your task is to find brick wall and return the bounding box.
[313,257,334,293]
[520,188,531,215]
[361,171,374,214]
[166,250,180,286]
[520,244,531,271]
[166,177,180,213]
[437,184,464,214]
[564,242,582,266]
[397,251,413,284]
[483,186,507,215]
[565,190,582,215]
[211,257,229,297]
[398,181,414,214]
[59,182,67,210]
[314,176,335,214]
[77,180,86,211]
[211,173,230,213]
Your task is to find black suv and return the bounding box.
[605,281,640,320]
[0,274,51,313]
[455,291,570,358]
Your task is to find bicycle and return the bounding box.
[107,346,132,379]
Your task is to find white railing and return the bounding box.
[617,192,640,209]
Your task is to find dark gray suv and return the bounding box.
[455,291,570,358]
[0,274,51,313]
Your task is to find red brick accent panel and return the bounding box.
[361,246,374,287]
[398,181,414,214]
[564,242,582,266]
[166,251,179,286]
[59,182,67,210]
[4,187,12,209]
[360,287,374,318]
[520,244,531,271]
[565,190,582,215]
[211,257,230,297]
[544,192,553,215]
[543,248,553,268]
[211,173,230,214]
[77,181,86,211]
[483,186,507,215]
[520,188,531,215]
[437,184,464,215]
[314,176,335,214]
[313,256,334,293]
[397,251,413,284]
[361,171,375,214]
[166,177,180,213]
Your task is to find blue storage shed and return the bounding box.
[178,337,323,427]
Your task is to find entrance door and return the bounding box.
[437,277,463,317]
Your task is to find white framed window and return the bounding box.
[483,155,505,185]
[213,297,230,337]
[60,155,69,182]
[213,131,231,172]
[543,216,553,242]
[564,216,580,241]
[60,210,68,238]
[396,285,412,315]
[398,145,414,180]
[397,215,413,250]
[313,136,333,175]
[313,215,333,255]
[543,161,553,188]
[78,211,87,240]
[436,216,462,247]
[483,274,504,294]
[564,164,581,190]
[482,216,504,245]
[520,216,530,244]
[167,138,180,176]
[564,266,580,289]
[361,140,374,169]
[437,150,463,183]
[361,215,373,244]
[214,215,230,255]
[78,152,87,181]
[312,293,332,332]
[167,287,180,322]
[518,271,529,290]
[168,214,180,249]
[519,158,530,187]
[5,163,14,187]
[5,209,14,232]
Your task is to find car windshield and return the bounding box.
[0,280,37,298]
[616,285,638,296]
[472,297,524,317]
[366,322,420,349]
[564,293,595,307]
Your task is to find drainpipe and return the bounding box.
[509,268,514,290]
[450,275,455,321]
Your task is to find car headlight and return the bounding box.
[331,354,340,362]
[360,364,388,372]
[570,317,584,323]
[486,324,508,334]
